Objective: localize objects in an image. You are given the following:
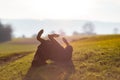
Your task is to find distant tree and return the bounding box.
[32,34,37,38]
[51,30,56,34]
[82,22,95,34]
[73,31,79,35]
[22,35,26,38]
[0,21,12,42]
[58,29,66,36]
[113,28,119,34]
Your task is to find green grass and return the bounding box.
[0,38,37,58]
[0,35,120,80]
[0,53,33,80]
[71,35,120,80]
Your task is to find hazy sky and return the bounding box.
[0,0,120,22]
[2,19,120,37]
[0,0,120,37]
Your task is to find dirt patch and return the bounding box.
[0,51,33,66]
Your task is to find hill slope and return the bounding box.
[71,35,120,80]
[0,35,120,80]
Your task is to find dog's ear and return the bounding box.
[37,29,44,42]
[62,37,69,46]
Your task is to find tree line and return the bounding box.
[0,21,12,42]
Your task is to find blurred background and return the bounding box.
[0,0,120,42]
[0,1,120,80]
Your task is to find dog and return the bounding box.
[31,29,73,67]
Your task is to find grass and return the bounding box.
[0,35,120,80]
[71,35,120,80]
[0,53,33,80]
[0,38,37,58]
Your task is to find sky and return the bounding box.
[0,0,120,37]
[0,0,120,22]
[2,19,120,37]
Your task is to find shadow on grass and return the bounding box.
[23,62,75,80]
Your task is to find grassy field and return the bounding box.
[0,38,37,58]
[0,35,120,80]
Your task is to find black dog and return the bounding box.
[31,29,73,67]
[23,29,75,80]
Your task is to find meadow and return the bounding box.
[0,35,120,80]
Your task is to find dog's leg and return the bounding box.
[62,38,75,73]
[62,37,73,60]
[62,37,69,46]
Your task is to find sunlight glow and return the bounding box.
[0,0,120,22]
